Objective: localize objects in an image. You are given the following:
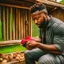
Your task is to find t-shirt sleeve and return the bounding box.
[53,23,64,52]
[54,35,64,52]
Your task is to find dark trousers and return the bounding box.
[24,48,64,64]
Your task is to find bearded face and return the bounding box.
[32,12,47,28]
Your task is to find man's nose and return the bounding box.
[34,20,37,24]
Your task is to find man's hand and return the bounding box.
[26,40,38,50]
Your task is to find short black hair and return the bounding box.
[30,3,47,14]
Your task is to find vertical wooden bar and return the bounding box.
[10,7,13,40]
[25,10,29,37]
[18,9,21,39]
[28,10,32,36]
[23,10,26,38]
[6,7,9,40]
[27,10,31,36]
[2,6,6,40]
[13,8,15,40]
[27,10,29,36]
[20,9,23,39]
[25,10,28,37]
[16,8,19,40]
[30,11,32,37]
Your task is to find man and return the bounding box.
[24,3,64,64]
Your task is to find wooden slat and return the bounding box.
[16,8,19,40]
[27,10,29,36]
[2,6,6,40]
[6,7,9,40]
[20,9,23,39]
[30,13,32,37]
[10,7,13,40]
[29,11,32,36]
[13,8,16,40]
[28,10,31,36]
[25,10,29,37]
[25,10,27,37]
[18,9,21,39]
[23,10,26,38]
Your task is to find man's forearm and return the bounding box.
[37,43,62,54]
[47,51,62,54]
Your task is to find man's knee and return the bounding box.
[38,54,55,64]
[24,50,31,58]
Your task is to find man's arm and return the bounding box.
[37,43,62,54]
[34,38,41,42]
[26,40,62,54]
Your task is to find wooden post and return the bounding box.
[16,8,19,40]
[18,9,21,39]
[10,7,12,40]
[20,9,23,39]
[2,6,6,41]
[6,7,9,40]
[25,10,29,37]
[27,10,31,36]
[13,8,15,40]
[23,10,26,38]
[25,10,27,37]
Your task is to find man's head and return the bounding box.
[30,3,49,28]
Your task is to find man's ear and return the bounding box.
[45,15,50,21]
[44,14,48,21]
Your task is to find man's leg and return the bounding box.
[38,54,61,64]
[24,48,47,64]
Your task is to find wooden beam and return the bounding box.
[0,3,30,10]
[36,0,64,8]
[0,40,21,46]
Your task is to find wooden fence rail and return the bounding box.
[0,40,21,46]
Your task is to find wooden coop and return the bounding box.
[0,0,64,41]
[0,0,64,64]
[0,0,34,41]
